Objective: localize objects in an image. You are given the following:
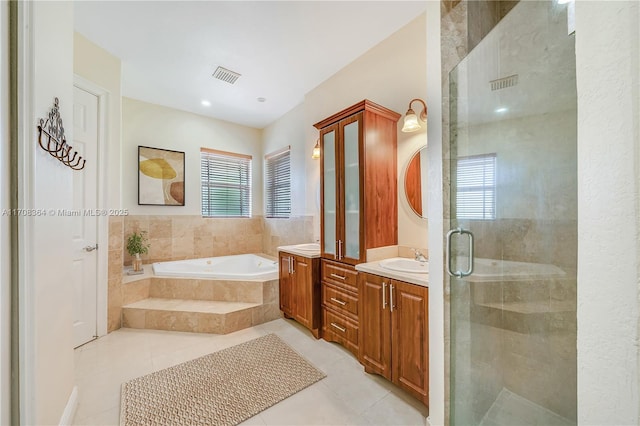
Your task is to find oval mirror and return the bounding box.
[404,147,428,218]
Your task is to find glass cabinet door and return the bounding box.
[322,128,337,258]
[342,115,361,261]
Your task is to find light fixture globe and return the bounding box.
[401,109,421,132]
[311,139,321,159]
[401,98,428,133]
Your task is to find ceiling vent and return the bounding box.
[490,74,518,91]
[212,66,241,85]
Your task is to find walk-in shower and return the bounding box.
[448,1,577,424]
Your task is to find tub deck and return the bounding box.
[120,264,281,334]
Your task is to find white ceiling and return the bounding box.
[74,1,427,129]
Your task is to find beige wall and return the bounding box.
[121,97,264,216]
[73,32,122,208]
[263,13,429,248]
[305,13,428,249]
[576,1,640,424]
[24,2,76,424]
[262,103,307,218]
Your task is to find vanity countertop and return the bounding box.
[277,244,321,258]
[356,259,429,288]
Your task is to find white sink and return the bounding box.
[379,257,428,274]
[294,243,320,251]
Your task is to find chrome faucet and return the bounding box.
[413,249,427,262]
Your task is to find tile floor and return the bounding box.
[72,318,429,425]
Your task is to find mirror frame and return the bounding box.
[404,146,427,219]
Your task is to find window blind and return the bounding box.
[264,147,291,218]
[456,154,496,220]
[200,148,252,217]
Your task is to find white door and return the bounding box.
[72,86,99,348]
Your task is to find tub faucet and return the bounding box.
[413,249,427,262]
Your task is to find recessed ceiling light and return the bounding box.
[495,107,508,113]
[257,97,266,103]
[201,100,211,107]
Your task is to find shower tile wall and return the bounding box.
[453,104,577,421]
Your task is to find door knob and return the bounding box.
[84,244,98,252]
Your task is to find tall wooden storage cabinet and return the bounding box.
[314,100,400,356]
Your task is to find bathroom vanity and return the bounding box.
[277,245,321,338]
[356,261,429,406]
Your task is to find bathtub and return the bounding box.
[152,253,278,280]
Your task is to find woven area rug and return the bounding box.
[120,333,326,426]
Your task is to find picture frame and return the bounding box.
[138,145,185,206]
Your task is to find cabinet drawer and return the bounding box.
[323,283,358,319]
[321,260,358,293]
[322,308,358,356]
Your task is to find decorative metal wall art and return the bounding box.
[37,97,85,170]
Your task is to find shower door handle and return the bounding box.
[446,228,474,278]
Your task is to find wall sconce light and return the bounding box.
[312,139,321,159]
[401,98,428,133]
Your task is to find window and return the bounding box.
[456,154,496,220]
[200,148,252,217]
[264,146,291,218]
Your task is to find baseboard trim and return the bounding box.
[58,386,78,426]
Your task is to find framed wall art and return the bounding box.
[138,146,185,206]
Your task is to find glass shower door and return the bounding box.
[448,1,577,425]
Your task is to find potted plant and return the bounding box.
[126,231,150,272]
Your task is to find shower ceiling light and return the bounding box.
[495,107,508,113]
[201,100,211,107]
[401,98,428,132]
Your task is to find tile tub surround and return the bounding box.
[116,273,280,334]
[263,216,314,256]
[109,215,313,333]
[122,215,264,266]
[108,216,125,331]
[121,215,314,265]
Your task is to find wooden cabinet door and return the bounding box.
[292,256,312,329]
[358,273,392,380]
[279,253,293,316]
[391,280,429,405]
